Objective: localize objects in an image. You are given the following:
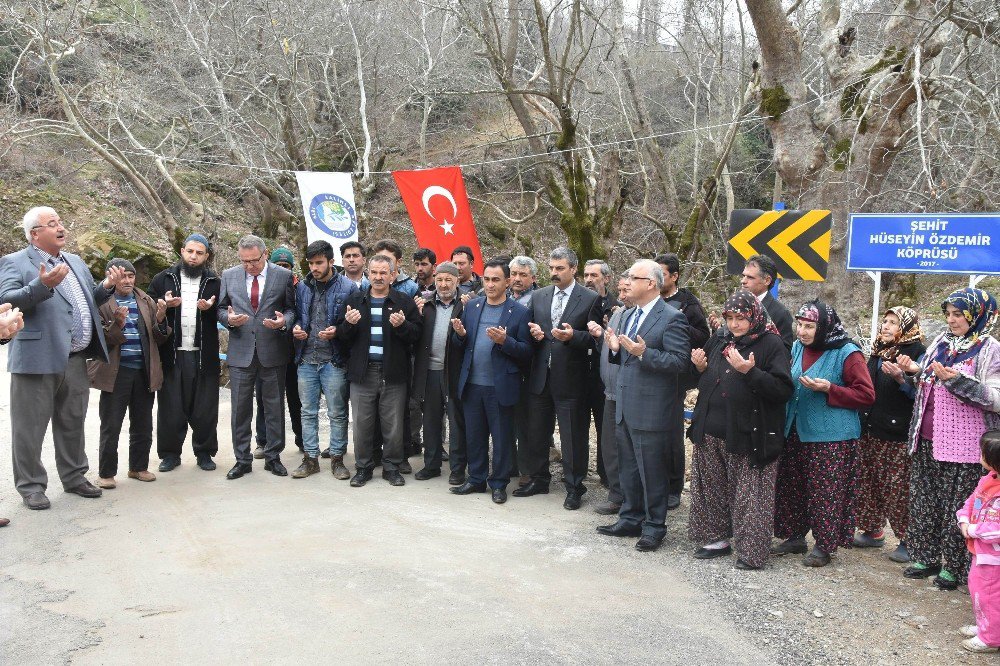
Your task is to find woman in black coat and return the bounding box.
[853,306,925,562]
[687,290,794,570]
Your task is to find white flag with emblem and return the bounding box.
[294,171,359,265]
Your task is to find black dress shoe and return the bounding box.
[320,448,331,459]
[450,481,488,495]
[448,470,466,486]
[512,480,550,497]
[635,535,664,552]
[196,454,216,471]
[666,494,681,510]
[158,456,180,472]
[563,492,582,510]
[399,460,413,474]
[694,545,732,560]
[415,468,441,481]
[382,470,405,486]
[65,481,102,498]
[23,492,50,510]
[492,488,507,504]
[350,468,373,487]
[226,463,252,480]
[264,459,288,477]
[596,521,642,537]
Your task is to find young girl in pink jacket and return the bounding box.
[957,430,1000,653]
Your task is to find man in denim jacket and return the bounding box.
[290,240,359,479]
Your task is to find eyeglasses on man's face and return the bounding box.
[33,219,65,230]
[624,274,653,283]
[240,253,265,265]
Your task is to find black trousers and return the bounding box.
[420,370,467,473]
[666,405,685,496]
[98,366,154,478]
[157,351,219,459]
[527,377,591,493]
[255,362,301,449]
[587,377,606,483]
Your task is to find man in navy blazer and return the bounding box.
[450,259,532,504]
[598,259,690,552]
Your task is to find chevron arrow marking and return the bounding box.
[768,209,831,280]
[810,229,831,262]
[729,210,785,261]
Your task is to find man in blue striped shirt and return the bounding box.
[338,254,422,487]
[87,259,170,488]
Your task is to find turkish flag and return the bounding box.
[392,166,484,274]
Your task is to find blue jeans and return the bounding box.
[297,362,349,458]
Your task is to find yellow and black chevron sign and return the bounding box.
[727,209,832,281]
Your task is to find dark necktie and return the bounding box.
[627,308,642,338]
[251,275,260,311]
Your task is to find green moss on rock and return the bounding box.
[76,230,174,283]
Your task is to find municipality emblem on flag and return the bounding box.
[308,193,357,239]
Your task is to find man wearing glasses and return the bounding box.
[218,235,296,480]
[597,260,690,553]
[0,206,126,510]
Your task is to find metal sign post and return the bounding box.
[865,271,882,347]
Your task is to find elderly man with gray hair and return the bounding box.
[218,235,297,480]
[597,259,690,552]
[0,206,126,510]
[412,261,467,482]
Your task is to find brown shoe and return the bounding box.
[0,518,9,527]
[127,470,156,482]
[291,456,320,479]
[331,455,351,480]
[96,477,117,489]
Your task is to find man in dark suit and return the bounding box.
[217,235,296,479]
[597,259,690,552]
[514,247,602,510]
[450,259,533,504]
[0,206,125,509]
[742,254,794,350]
[412,261,466,484]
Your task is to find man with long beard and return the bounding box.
[148,234,222,472]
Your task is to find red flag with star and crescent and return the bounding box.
[392,166,484,274]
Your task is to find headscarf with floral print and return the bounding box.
[794,299,853,351]
[721,289,780,353]
[871,306,922,361]
[923,288,998,377]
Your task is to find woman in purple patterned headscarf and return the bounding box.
[773,299,875,567]
[893,287,1000,590]
[687,290,793,570]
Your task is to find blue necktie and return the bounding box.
[626,308,642,338]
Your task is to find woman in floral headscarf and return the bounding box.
[893,287,1000,590]
[773,300,876,567]
[853,307,926,563]
[687,290,794,570]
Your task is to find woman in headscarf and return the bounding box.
[773,300,876,567]
[853,307,926,562]
[687,290,794,570]
[893,287,1000,590]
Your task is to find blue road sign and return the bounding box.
[847,213,1000,275]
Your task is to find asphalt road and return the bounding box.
[0,355,774,665]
